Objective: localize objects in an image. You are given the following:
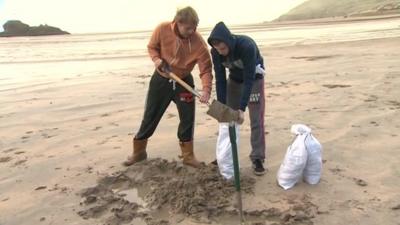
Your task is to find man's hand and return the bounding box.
[154,59,170,76]
[237,110,244,125]
[199,91,210,104]
[154,58,163,68]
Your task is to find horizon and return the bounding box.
[0,0,306,34]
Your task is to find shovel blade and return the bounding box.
[206,100,239,122]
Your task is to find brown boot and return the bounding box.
[179,141,201,168]
[123,139,148,166]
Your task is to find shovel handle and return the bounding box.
[168,72,202,98]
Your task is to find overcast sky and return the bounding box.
[0,0,306,33]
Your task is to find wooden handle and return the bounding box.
[168,72,201,98]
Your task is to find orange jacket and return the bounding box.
[147,22,213,94]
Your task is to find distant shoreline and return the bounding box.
[3,14,399,36]
[263,14,400,27]
[88,14,400,34]
[106,14,400,35]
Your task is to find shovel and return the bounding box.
[168,72,239,123]
[228,122,245,224]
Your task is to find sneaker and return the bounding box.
[252,159,266,176]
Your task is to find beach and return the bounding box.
[1,16,400,225]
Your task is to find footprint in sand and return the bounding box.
[35,186,47,191]
[166,113,176,119]
[41,133,56,139]
[100,113,110,117]
[97,139,108,145]
[81,118,88,122]
[48,184,69,193]
[26,131,34,134]
[330,167,368,187]
[353,178,368,187]
[323,84,351,89]
[3,147,18,153]
[392,204,400,210]
[291,55,338,61]
[388,100,400,109]
[364,94,378,103]
[85,166,93,174]
[14,151,25,155]
[13,159,27,166]
[329,167,344,175]
[113,146,121,149]
[99,135,119,145]
[370,121,379,126]
[93,126,102,131]
[21,135,30,140]
[0,156,12,163]
[138,74,151,79]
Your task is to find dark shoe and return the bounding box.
[210,159,218,166]
[252,159,266,176]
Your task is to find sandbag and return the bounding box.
[216,123,240,180]
[277,124,322,190]
[303,132,323,185]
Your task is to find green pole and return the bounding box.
[229,122,244,224]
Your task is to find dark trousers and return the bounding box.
[135,70,195,142]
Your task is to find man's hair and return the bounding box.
[174,6,199,26]
[209,39,223,46]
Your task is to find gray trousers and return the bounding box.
[226,78,266,162]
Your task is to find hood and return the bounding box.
[207,21,235,52]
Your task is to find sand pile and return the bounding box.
[77,158,316,225]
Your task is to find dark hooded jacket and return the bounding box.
[208,22,264,111]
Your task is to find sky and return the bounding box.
[0,0,306,33]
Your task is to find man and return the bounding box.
[208,22,266,175]
[123,7,212,168]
